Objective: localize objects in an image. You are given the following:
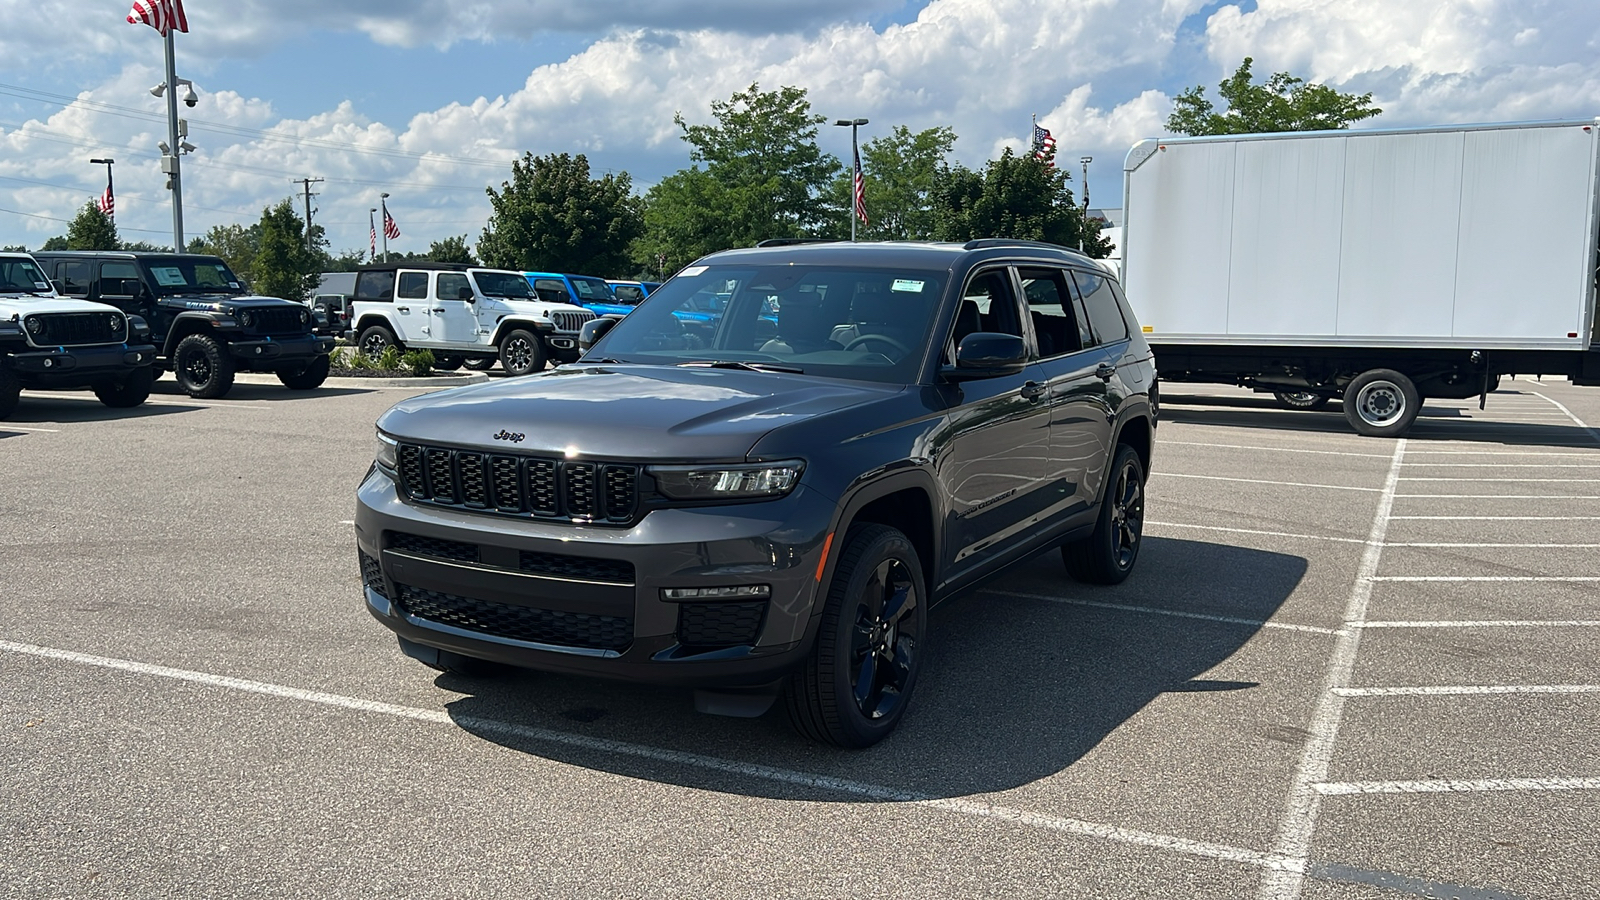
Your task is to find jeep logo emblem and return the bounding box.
[493,430,525,443]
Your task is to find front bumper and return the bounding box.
[6,342,157,387]
[546,334,580,362]
[354,468,837,687]
[226,334,335,368]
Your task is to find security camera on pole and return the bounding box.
[126,0,192,251]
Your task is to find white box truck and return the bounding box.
[1120,119,1600,435]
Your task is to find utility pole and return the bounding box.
[162,29,184,251]
[293,177,324,255]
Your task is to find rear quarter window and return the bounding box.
[1072,269,1130,344]
[354,271,395,302]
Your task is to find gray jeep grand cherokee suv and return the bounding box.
[356,240,1157,746]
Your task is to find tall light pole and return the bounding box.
[148,30,196,251]
[89,158,114,222]
[1079,156,1093,253]
[833,117,868,242]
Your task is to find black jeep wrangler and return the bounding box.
[356,240,1158,747]
[33,252,335,399]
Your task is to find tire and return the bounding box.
[276,354,330,390]
[434,354,464,371]
[0,366,20,419]
[1343,368,1420,437]
[785,524,927,748]
[498,328,547,377]
[463,357,495,371]
[93,366,154,408]
[1273,391,1331,411]
[357,324,398,361]
[171,334,236,399]
[1063,444,1146,585]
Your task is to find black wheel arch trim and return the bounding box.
[814,464,943,620]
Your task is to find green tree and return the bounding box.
[931,149,1110,257]
[1,244,25,252]
[324,249,370,271]
[634,168,735,275]
[192,223,260,279]
[1168,56,1382,136]
[251,199,319,302]
[39,236,69,251]
[821,125,957,241]
[427,235,477,265]
[66,202,120,250]
[479,152,641,274]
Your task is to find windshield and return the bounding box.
[473,271,537,299]
[140,257,244,295]
[610,283,646,304]
[1,258,51,293]
[585,264,946,383]
[569,277,613,301]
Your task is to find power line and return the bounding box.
[0,205,171,234]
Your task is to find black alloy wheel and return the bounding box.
[93,366,155,408]
[358,324,397,361]
[786,524,926,748]
[498,328,547,376]
[462,357,495,371]
[172,333,236,399]
[1062,444,1146,585]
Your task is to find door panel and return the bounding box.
[432,272,478,345]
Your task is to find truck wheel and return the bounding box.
[1343,369,1419,437]
[1062,444,1146,585]
[358,324,398,361]
[1274,391,1331,411]
[93,366,154,408]
[498,329,547,376]
[0,367,20,419]
[463,357,495,371]
[433,354,464,371]
[276,354,330,390]
[172,334,236,399]
[784,524,926,748]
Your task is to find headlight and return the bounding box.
[375,431,399,477]
[109,313,123,331]
[24,316,42,335]
[300,308,310,323]
[239,310,254,327]
[649,460,804,501]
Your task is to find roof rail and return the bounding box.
[960,238,1077,252]
[753,238,845,248]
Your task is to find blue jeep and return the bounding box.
[525,272,630,317]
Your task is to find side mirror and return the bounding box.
[457,287,474,302]
[943,332,1028,380]
[578,314,624,353]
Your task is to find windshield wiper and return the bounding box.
[679,360,804,374]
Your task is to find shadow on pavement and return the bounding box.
[439,536,1306,801]
[152,382,376,402]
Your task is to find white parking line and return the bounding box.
[1532,391,1600,444]
[1156,473,1380,492]
[1406,450,1599,457]
[1335,685,1600,696]
[1384,543,1600,548]
[1399,463,1600,468]
[980,589,1343,636]
[1146,521,1368,545]
[1398,477,1586,482]
[1389,516,1600,521]
[1361,620,1600,629]
[1159,441,1391,459]
[1372,576,1600,582]
[0,424,60,432]
[1258,439,1407,900]
[1315,778,1600,795]
[0,638,1304,876]
[1393,495,1600,499]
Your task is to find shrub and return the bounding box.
[377,345,403,370]
[402,349,435,377]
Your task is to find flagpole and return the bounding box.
[380,193,390,262]
[162,27,184,251]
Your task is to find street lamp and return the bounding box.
[380,193,392,262]
[149,49,195,250]
[1079,156,1093,253]
[89,158,114,222]
[833,118,869,242]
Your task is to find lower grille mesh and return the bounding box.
[395,584,632,652]
[677,601,767,648]
[359,551,385,596]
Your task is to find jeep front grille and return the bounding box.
[396,442,639,524]
[248,307,308,335]
[550,309,595,333]
[27,312,125,347]
[394,583,632,652]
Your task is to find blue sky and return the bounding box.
[2,0,1598,256]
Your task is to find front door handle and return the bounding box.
[397,306,410,313]
[1021,381,1047,401]
[1095,363,1116,381]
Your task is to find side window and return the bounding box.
[99,262,141,300]
[948,268,1023,363]
[396,272,429,300]
[1017,267,1084,359]
[353,270,394,302]
[435,273,470,300]
[533,279,570,303]
[56,261,92,296]
[1071,269,1130,344]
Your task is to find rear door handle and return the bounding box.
[1095,363,1116,381]
[430,307,446,313]
[1021,381,1047,401]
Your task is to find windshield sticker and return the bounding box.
[151,267,188,286]
[892,279,925,293]
[228,282,240,289]
[679,265,708,278]
[33,281,49,290]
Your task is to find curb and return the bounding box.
[232,372,491,389]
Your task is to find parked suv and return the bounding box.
[356,240,1157,747]
[33,251,334,399]
[351,263,595,376]
[1,252,157,418]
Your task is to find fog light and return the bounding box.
[661,585,771,601]
[42,358,53,368]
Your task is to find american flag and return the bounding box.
[383,207,401,241]
[852,144,868,226]
[369,210,377,261]
[126,0,188,34]
[1032,124,1057,167]
[97,185,115,220]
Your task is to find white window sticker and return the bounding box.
[892,279,925,293]
[678,265,708,277]
[33,281,49,290]
[151,267,187,286]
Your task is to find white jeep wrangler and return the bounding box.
[349,263,594,375]
[0,251,158,419]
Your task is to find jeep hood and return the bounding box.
[377,364,900,461]
[0,296,119,316]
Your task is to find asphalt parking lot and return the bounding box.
[3,376,1597,899]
